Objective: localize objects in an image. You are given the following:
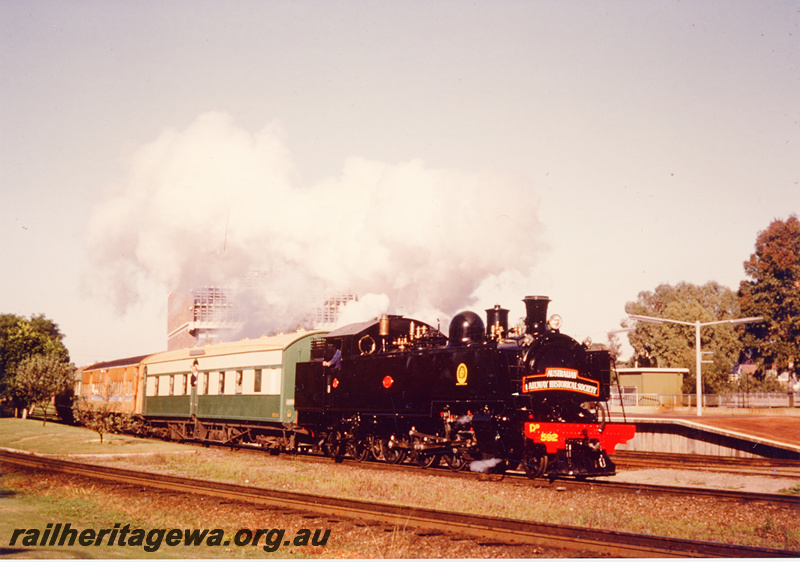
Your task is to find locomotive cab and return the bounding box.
[295,315,448,417]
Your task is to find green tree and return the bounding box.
[10,351,74,425]
[738,215,800,381]
[73,403,135,444]
[624,281,742,393]
[0,314,71,413]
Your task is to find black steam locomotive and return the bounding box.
[296,296,635,478]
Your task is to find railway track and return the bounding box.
[548,476,800,506]
[216,445,800,506]
[41,436,800,505]
[369,458,800,506]
[1,449,795,558]
[611,451,800,478]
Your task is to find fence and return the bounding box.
[608,391,796,409]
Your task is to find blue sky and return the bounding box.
[1,1,798,365]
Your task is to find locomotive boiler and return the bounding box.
[295,295,635,478]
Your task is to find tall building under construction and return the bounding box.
[167,287,239,351]
[167,282,357,351]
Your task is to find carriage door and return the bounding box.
[190,384,198,416]
[189,363,199,416]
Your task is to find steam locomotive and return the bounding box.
[76,295,635,479]
[295,295,634,478]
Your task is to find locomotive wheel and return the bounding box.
[370,439,385,461]
[443,451,467,471]
[382,439,406,464]
[522,444,548,479]
[323,431,344,459]
[411,434,443,469]
[348,439,371,462]
[414,451,439,469]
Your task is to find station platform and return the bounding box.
[609,412,800,459]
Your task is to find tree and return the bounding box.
[10,351,74,425]
[0,314,71,414]
[624,281,743,393]
[73,403,135,444]
[738,214,800,381]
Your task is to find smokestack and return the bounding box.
[523,296,550,335]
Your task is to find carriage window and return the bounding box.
[203,372,209,395]
[254,369,262,393]
[169,375,175,396]
[236,371,243,394]
[154,376,159,396]
[219,372,225,395]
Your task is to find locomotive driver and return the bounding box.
[323,341,342,370]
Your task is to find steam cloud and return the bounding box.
[86,112,545,336]
[469,458,503,473]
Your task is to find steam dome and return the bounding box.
[448,311,485,347]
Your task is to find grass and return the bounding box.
[0,418,196,456]
[779,482,800,495]
[0,471,322,559]
[1,472,166,559]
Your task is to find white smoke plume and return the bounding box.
[86,112,545,335]
[334,294,391,328]
[469,458,503,473]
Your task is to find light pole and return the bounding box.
[628,314,763,416]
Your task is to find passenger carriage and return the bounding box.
[140,329,327,448]
[76,355,150,414]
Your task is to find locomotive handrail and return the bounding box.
[611,358,628,424]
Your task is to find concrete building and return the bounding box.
[314,292,358,328]
[167,287,240,351]
[168,282,358,351]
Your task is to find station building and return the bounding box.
[613,367,688,408]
